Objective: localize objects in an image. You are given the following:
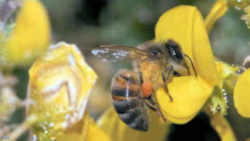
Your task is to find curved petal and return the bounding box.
[191,9,221,86]
[155,76,213,124]
[98,108,169,141]
[28,42,97,139]
[154,5,221,86]
[154,6,194,57]
[234,68,250,117]
[2,0,51,66]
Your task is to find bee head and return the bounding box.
[164,40,184,63]
[164,40,190,76]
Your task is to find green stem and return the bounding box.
[6,115,37,141]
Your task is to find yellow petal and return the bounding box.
[205,0,229,33]
[191,10,221,86]
[234,68,250,117]
[28,42,97,138]
[98,108,169,141]
[56,113,110,141]
[154,5,221,86]
[210,114,237,141]
[86,116,111,141]
[154,6,194,57]
[55,114,89,141]
[155,76,213,124]
[2,0,51,66]
[216,61,238,80]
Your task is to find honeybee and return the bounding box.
[91,39,196,131]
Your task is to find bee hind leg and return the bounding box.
[145,96,167,122]
[144,96,157,111]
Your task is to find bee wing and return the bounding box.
[111,69,149,131]
[90,45,149,62]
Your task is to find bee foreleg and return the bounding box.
[162,66,174,102]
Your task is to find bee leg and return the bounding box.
[157,106,167,122]
[145,95,167,122]
[162,66,174,102]
[139,71,144,85]
[163,84,173,102]
[144,96,157,111]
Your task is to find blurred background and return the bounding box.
[5,0,250,140]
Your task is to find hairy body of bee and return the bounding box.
[111,70,149,131]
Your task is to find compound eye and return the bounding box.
[150,48,162,57]
[165,40,183,62]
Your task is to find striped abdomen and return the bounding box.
[111,69,148,131]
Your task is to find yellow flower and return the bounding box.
[154,5,221,124]
[27,42,99,140]
[1,0,51,66]
[234,68,250,117]
[156,76,213,124]
[155,5,221,86]
[56,113,110,141]
[98,108,169,141]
